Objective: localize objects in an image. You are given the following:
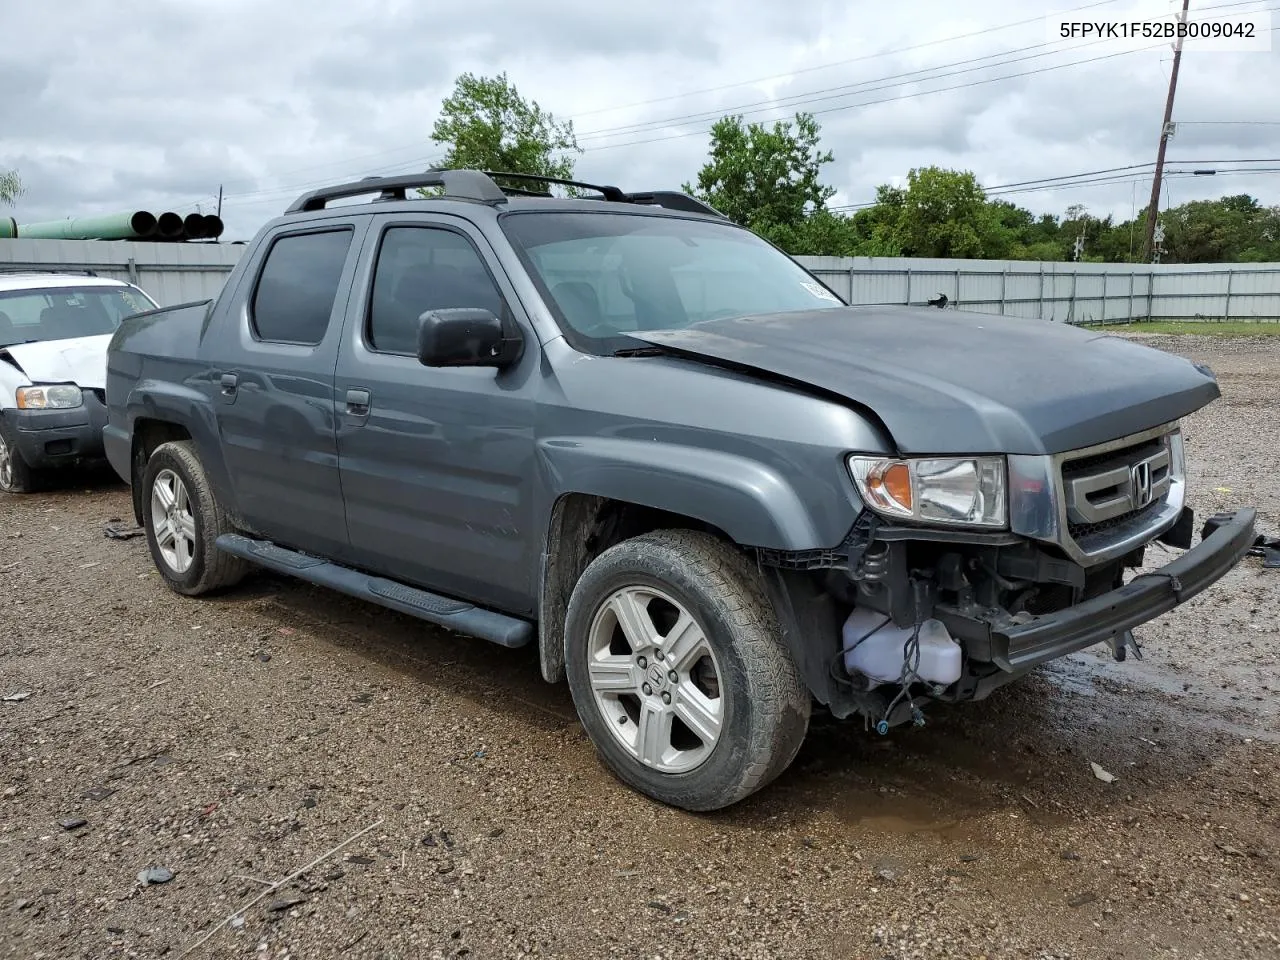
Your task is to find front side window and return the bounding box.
[499,211,845,350]
[367,226,506,354]
[250,228,353,345]
[0,285,156,347]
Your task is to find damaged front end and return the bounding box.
[757,421,1258,732]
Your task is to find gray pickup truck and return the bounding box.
[103,169,1257,811]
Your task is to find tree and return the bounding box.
[428,72,581,189]
[684,112,836,249]
[0,169,22,206]
[884,166,1012,259]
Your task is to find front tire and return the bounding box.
[564,529,811,812]
[0,419,42,494]
[141,440,250,596]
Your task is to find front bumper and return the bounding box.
[980,506,1257,672]
[7,391,108,469]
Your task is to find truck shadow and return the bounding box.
[219,569,1231,839]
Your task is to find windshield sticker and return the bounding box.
[801,281,841,303]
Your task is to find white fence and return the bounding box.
[4,238,1280,323]
[800,256,1280,324]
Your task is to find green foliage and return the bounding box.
[884,167,1013,258]
[426,72,580,192]
[684,112,836,242]
[1157,195,1280,263]
[0,169,22,206]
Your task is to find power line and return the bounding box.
[828,158,1280,209]
[581,42,1167,153]
[568,0,1125,120]
[577,39,1109,141]
[577,0,1273,142]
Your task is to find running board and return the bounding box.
[215,534,534,649]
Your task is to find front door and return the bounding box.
[334,214,539,614]
[209,221,365,559]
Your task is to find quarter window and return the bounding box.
[368,227,506,354]
[250,228,353,345]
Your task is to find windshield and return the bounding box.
[499,212,845,348]
[0,285,155,348]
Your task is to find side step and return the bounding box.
[215,534,534,649]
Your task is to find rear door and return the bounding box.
[334,213,539,614]
[208,219,368,559]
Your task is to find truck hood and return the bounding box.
[0,334,112,390]
[630,306,1220,456]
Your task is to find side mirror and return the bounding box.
[416,308,523,368]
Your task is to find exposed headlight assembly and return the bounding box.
[16,385,83,409]
[848,455,1008,528]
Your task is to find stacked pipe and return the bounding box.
[1,210,224,242]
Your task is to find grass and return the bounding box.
[1090,320,1280,337]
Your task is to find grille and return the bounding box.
[1057,428,1177,557]
[1060,437,1164,482]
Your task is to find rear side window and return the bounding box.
[250,228,353,345]
[367,227,506,354]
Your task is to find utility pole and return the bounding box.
[216,184,223,220]
[1141,0,1191,262]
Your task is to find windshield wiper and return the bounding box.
[0,339,40,348]
[612,345,667,358]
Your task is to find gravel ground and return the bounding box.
[2,333,1278,960]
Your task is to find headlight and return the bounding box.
[16,385,83,409]
[847,455,1008,528]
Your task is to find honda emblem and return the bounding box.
[1131,461,1153,509]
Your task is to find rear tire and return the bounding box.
[141,440,250,596]
[564,529,811,812]
[0,418,43,494]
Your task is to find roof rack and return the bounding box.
[284,168,728,220]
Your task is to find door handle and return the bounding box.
[220,373,238,396]
[346,388,371,416]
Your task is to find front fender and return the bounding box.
[538,436,830,551]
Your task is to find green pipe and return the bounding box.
[17,210,158,240]
[0,217,15,239]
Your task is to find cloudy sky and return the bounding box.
[2,0,1278,242]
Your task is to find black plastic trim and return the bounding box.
[990,507,1256,671]
[215,533,534,649]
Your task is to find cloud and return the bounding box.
[1,0,1278,240]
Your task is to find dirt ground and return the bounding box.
[2,333,1278,960]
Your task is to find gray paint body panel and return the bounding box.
[631,306,1221,455]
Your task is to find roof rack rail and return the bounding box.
[480,170,628,202]
[619,191,726,219]
[481,171,727,219]
[0,267,99,277]
[284,166,729,220]
[285,169,507,213]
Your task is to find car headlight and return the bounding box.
[16,385,83,410]
[847,455,1008,528]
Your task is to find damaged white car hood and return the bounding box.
[0,335,112,391]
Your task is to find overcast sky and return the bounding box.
[2,0,1278,243]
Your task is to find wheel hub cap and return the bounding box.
[586,585,724,775]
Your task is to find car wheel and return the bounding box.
[142,440,250,596]
[564,529,811,812]
[0,419,42,494]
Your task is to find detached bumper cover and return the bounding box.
[992,506,1257,672]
